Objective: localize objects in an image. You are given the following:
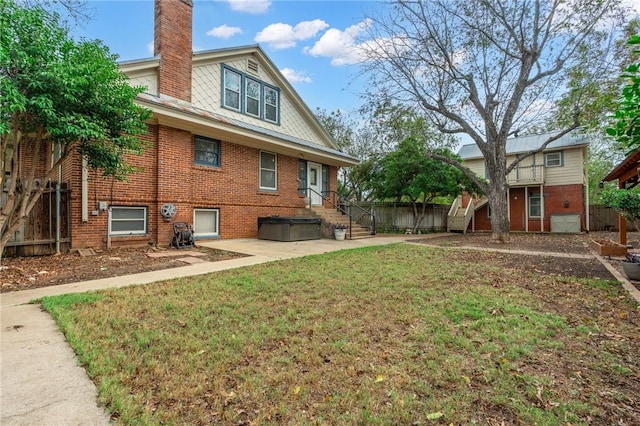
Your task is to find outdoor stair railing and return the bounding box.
[303,188,376,238]
[447,196,477,233]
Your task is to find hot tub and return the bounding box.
[257,216,322,241]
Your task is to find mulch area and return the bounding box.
[0,245,246,293]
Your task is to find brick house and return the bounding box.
[19,0,357,251]
[448,131,590,233]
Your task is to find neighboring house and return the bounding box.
[8,0,357,252]
[449,131,589,233]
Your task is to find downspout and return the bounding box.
[107,207,112,249]
[55,143,61,254]
[540,184,544,233]
[585,147,590,232]
[525,187,529,232]
[81,157,88,222]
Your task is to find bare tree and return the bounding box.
[361,0,626,242]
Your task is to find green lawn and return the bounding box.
[41,244,640,425]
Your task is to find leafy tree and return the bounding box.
[553,20,640,203]
[607,35,640,152]
[601,187,640,231]
[375,137,481,232]
[315,108,382,201]
[361,0,625,242]
[0,0,151,259]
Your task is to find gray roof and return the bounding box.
[457,130,589,159]
[137,93,358,163]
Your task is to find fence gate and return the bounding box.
[3,182,71,257]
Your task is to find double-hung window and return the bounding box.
[194,136,220,167]
[223,68,241,111]
[110,206,147,236]
[544,151,563,167]
[529,195,542,218]
[264,85,278,123]
[221,65,280,124]
[260,151,277,190]
[245,78,261,117]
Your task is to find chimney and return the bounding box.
[154,0,193,102]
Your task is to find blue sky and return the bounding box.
[66,0,384,114]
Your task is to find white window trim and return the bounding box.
[259,150,277,191]
[544,151,563,167]
[193,208,220,238]
[109,206,147,236]
[528,195,542,218]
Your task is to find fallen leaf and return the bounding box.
[293,386,301,395]
[375,374,385,383]
[426,412,444,420]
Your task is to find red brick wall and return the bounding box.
[527,184,584,232]
[68,124,339,249]
[474,204,492,231]
[154,0,193,102]
[472,184,584,232]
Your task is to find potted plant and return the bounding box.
[331,223,348,240]
[622,253,640,280]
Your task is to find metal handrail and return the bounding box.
[303,188,376,237]
[325,190,376,236]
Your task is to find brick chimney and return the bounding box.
[154,0,193,102]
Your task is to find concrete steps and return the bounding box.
[297,206,373,239]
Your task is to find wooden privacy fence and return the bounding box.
[2,182,71,257]
[352,201,450,233]
[351,202,638,233]
[589,204,640,232]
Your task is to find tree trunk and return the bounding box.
[486,149,511,243]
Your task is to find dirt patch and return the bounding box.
[416,231,640,287]
[1,245,246,293]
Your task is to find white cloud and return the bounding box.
[206,24,243,39]
[227,0,271,14]
[147,40,154,55]
[255,19,329,50]
[280,67,312,84]
[303,19,373,66]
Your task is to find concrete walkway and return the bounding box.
[0,235,423,425]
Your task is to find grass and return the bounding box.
[41,244,640,425]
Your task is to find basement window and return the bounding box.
[109,206,147,236]
[193,208,219,238]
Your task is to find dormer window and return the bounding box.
[246,78,261,117]
[221,65,280,125]
[223,68,241,111]
[264,85,278,123]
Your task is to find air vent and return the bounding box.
[247,58,259,75]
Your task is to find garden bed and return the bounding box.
[590,239,627,257]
